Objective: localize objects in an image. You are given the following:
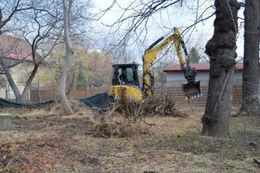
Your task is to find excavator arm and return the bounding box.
[143,27,201,98]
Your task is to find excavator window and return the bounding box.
[112,64,139,87]
[119,67,134,83]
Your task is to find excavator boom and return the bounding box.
[143,27,201,99]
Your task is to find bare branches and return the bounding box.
[106,0,182,46]
[0,0,33,30]
[181,11,215,37]
[0,0,62,102]
[96,0,216,59]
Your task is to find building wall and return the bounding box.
[258,80,260,103]
[165,71,243,86]
[163,70,260,106]
[0,60,34,100]
[0,88,6,98]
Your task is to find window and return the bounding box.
[126,67,134,82]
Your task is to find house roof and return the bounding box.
[164,63,243,72]
[0,34,33,61]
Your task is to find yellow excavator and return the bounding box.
[109,27,201,102]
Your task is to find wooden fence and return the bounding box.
[30,86,242,107]
[154,86,242,107]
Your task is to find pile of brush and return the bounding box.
[93,96,188,138]
[115,96,188,118]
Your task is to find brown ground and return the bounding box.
[0,106,259,173]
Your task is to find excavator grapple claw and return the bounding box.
[182,81,201,99]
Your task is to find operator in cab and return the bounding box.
[119,68,128,84]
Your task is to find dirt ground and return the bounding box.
[0,105,259,173]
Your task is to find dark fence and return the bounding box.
[30,87,108,102]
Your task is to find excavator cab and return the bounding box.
[112,63,140,87]
[182,66,201,99]
[110,63,143,102]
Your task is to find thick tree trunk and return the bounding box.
[202,0,240,137]
[58,0,73,114]
[240,0,260,115]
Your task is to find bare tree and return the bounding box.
[0,0,34,102]
[0,0,62,102]
[201,0,240,137]
[0,0,90,103]
[0,0,31,33]
[240,0,260,115]
[59,0,73,114]
[188,47,203,63]
[19,16,62,102]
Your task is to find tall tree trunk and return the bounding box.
[240,0,260,115]
[20,64,39,103]
[58,0,73,114]
[202,0,240,137]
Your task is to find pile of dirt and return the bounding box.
[93,115,150,138]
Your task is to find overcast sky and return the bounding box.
[91,0,244,64]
